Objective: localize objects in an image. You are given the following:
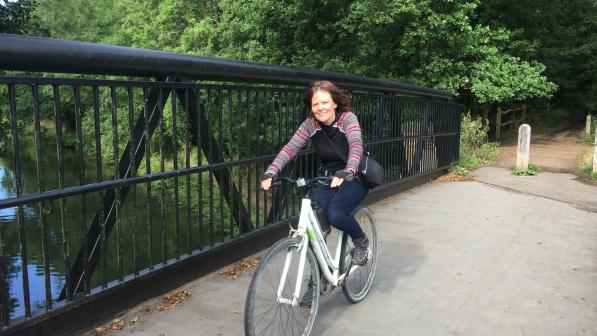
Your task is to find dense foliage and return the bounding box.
[4,0,592,111]
[1,0,595,130]
[188,0,558,108]
[0,0,35,34]
[2,0,593,177]
[477,0,597,113]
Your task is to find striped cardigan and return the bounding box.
[265,111,363,175]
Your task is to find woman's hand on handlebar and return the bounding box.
[260,173,349,189]
[261,173,275,190]
[261,178,272,190]
[331,170,353,188]
[330,176,343,188]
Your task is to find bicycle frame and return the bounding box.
[276,196,359,306]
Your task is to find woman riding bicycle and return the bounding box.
[261,80,370,266]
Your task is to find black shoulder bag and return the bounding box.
[322,133,384,189]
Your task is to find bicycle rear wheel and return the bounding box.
[244,237,320,336]
[340,207,378,303]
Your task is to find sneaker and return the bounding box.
[299,280,314,308]
[352,236,369,266]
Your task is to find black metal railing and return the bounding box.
[0,34,461,331]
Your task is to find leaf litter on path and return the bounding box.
[219,257,261,279]
[88,256,260,334]
[433,172,472,183]
[88,289,192,335]
[156,289,192,311]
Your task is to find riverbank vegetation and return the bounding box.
[451,113,499,176]
[578,153,597,180]
[579,118,597,180]
[2,0,594,177]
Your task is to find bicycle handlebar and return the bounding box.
[271,175,332,188]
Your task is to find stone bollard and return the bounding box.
[587,114,592,136]
[517,124,531,169]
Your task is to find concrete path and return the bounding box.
[89,168,597,336]
[472,166,597,212]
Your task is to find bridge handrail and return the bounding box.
[0,33,452,100]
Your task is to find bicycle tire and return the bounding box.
[244,237,320,336]
[339,207,378,303]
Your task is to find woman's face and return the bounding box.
[311,89,337,126]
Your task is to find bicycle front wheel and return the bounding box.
[244,237,320,336]
[340,207,378,303]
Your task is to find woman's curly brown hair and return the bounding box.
[303,80,352,113]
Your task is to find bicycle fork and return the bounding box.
[276,235,308,306]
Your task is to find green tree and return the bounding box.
[190,0,556,109]
[32,0,218,51]
[9,0,589,114]
[25,0,560,110]
[0,0,36,34]
[32,0,121,42]
[188,0,354,68]
[113,0,217,51]
[477,0,597,112]
[390,1,556,105]
[0,0,38,145]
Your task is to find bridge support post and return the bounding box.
[59,82,174,300]
[174,87,252,234]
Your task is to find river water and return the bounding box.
[0,163,65,319]
[0,134,191,321]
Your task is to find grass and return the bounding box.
[512,164,541,176]
[582,120,596,144]
[578,118,596,181]
[450,165,470,176]
[577,152,597,180]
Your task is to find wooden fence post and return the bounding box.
[496,107,502,140]
[517,124,531,169]
[521,104,527,124]
[586,114,592,136]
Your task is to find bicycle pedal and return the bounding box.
[299,302,311,309]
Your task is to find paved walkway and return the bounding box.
[86,166,597,336]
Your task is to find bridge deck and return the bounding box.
[88,167,597,336]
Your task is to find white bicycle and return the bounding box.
[244,176,378,336]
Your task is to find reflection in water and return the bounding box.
[8,257,64,318]
[0,134,194,321]
[1,154,66,319]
